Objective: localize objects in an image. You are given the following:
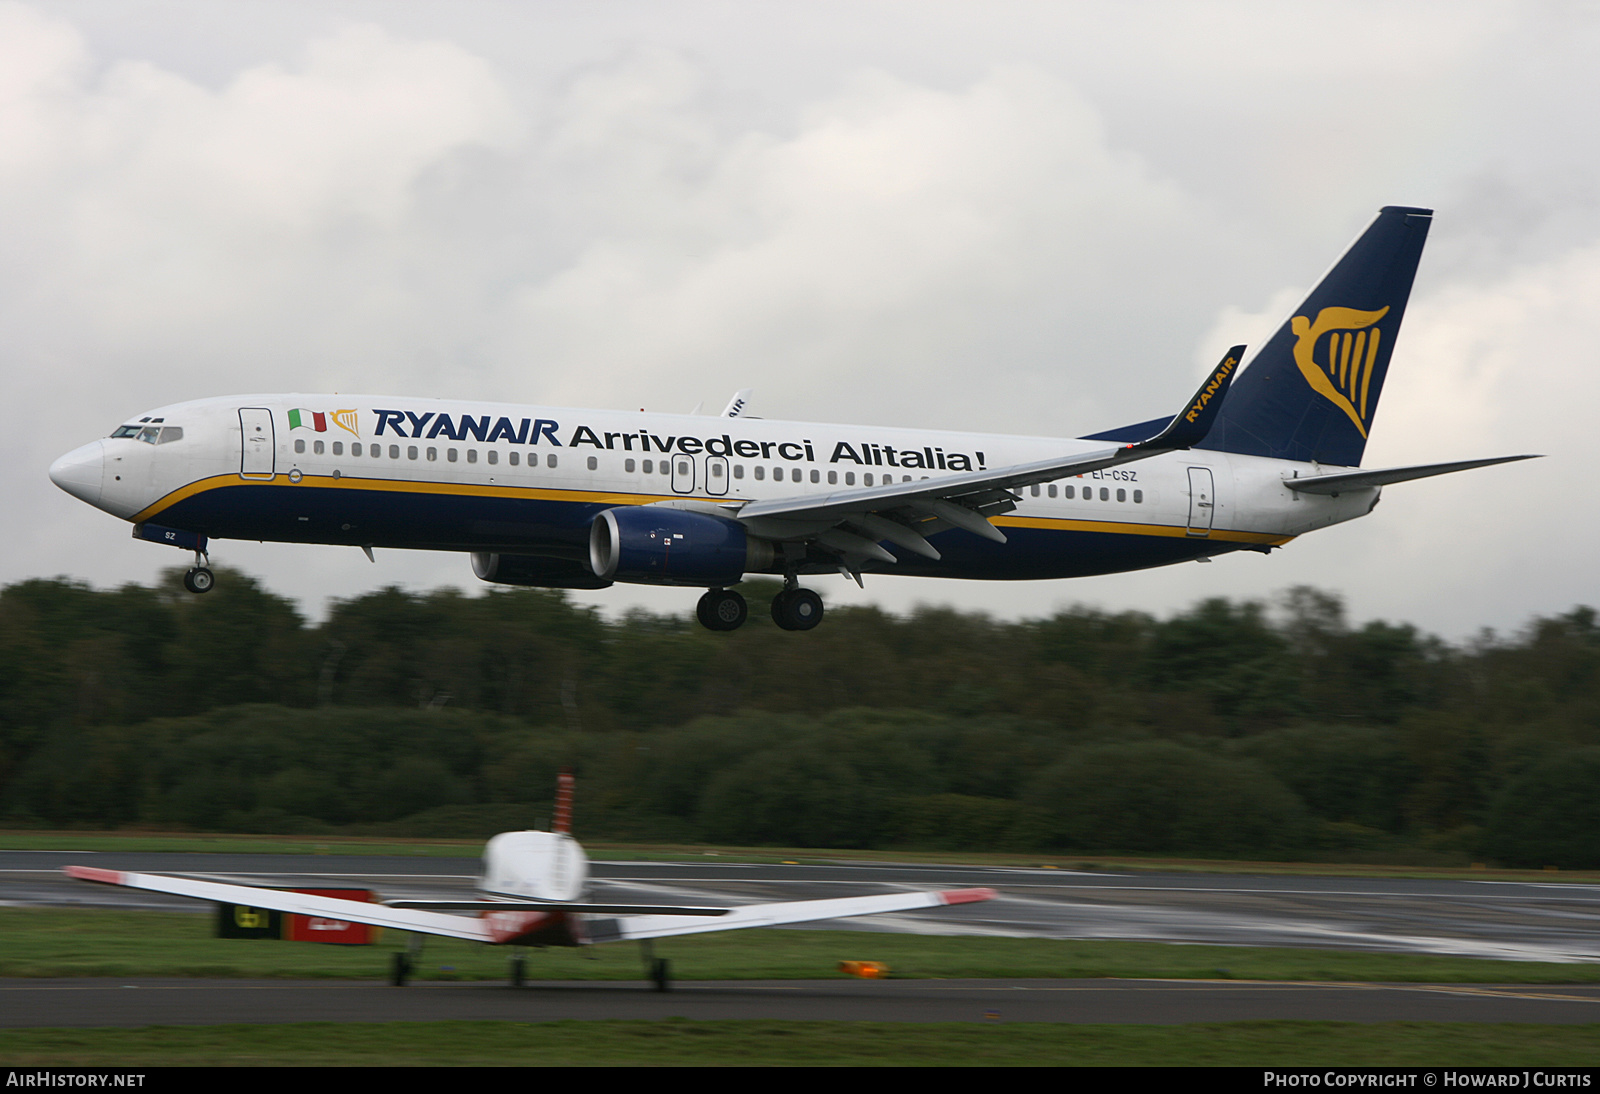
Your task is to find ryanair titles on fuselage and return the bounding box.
[367,410,986,471]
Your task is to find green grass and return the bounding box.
[4,908,1600,984]
[2,1020,1599,1066]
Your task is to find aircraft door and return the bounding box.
[671,453,696,493]
[1186,466,1215,536]
[704,455,728,496]
[239,408,275,479]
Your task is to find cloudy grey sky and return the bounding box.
[6,1,1595,637]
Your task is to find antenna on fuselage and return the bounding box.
[552,767,575,835]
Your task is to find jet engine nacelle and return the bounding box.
[589,506,773,587]
[471,552,614,590]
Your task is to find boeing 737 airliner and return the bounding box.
[49,206,1535,631]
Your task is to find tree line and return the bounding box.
[2,570,1597,867]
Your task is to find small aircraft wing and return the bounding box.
[1283,454,1541,494]
[732,348,1243,563]
[64,865,495,943]
[590,887,996,943]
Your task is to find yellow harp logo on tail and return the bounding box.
[1291,305,1390,437]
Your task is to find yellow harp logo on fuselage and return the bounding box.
[1291,305,1389,437]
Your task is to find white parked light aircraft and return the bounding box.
[49,206,1535,630]
[66,772,995,989]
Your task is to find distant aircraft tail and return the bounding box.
[1195,205,1433,467]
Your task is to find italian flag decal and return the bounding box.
[287,409,327,432]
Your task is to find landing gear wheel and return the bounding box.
[771,587,823,631]
[390,952,412,987]
[650,957,672,992]
[509,953,526,988]
[695,588,748,631]
[183,567,215,594]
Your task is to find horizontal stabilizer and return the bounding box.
[1284,454,1541,494]
[388,900,729,916]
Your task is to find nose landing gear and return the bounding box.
[183,548,214,594]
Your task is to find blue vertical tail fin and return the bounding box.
[1195,205,1433,466]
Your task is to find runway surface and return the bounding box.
[7,849,1600,963]
[4,976,1600,1028]
[6,849,1600,1027]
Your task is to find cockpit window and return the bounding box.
[109,423,184,444]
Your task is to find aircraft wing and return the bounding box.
[1283,454,1541,494]
[591,887,996,942]
[732,348,1243,564]
[64,865,496,943]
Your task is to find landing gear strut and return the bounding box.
[640,940,672,992]
[696,588,748,631]
[771,583,823,631]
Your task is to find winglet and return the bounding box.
[64,865,125,885]
[1133,345,1245,451]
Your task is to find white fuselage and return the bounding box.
[49,394,1378,585]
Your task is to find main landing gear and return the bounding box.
[771,585,823,631]
[695,581,825,632]
[641,940,672,992]
[696,588,747,631]
[182,549,214,594]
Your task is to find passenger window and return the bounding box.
[846,472,855,485]
[1099,487,1109,500]
[294,439,305,454]
[810,469,820,483]
[509,452,519,466]
[625,458,636,473]
[1117,488,1126,502]
[467,450,477,464]
[427,447,436,461]
[754,466,765,480]
[589,456,600,471]
[1048,484,1057,498]
[642,459,653,474]
[352,443,363,456]
[1031,484,1040,497]
[864,473,874,486]
[1133,489,1143,503]
[547,454,558,468]
[488,450,498,465]
[448,448,458,463]
[1064,485,1074,499]
[333,441,344,456]
[773,467,784,482]
[828,471,837,485]
[313,440,324,455]
[712,463,724,478]
[408,446,418,460]
[389,445,399,459]
[733,465,744,479]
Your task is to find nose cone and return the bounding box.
[49,440,106,507]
